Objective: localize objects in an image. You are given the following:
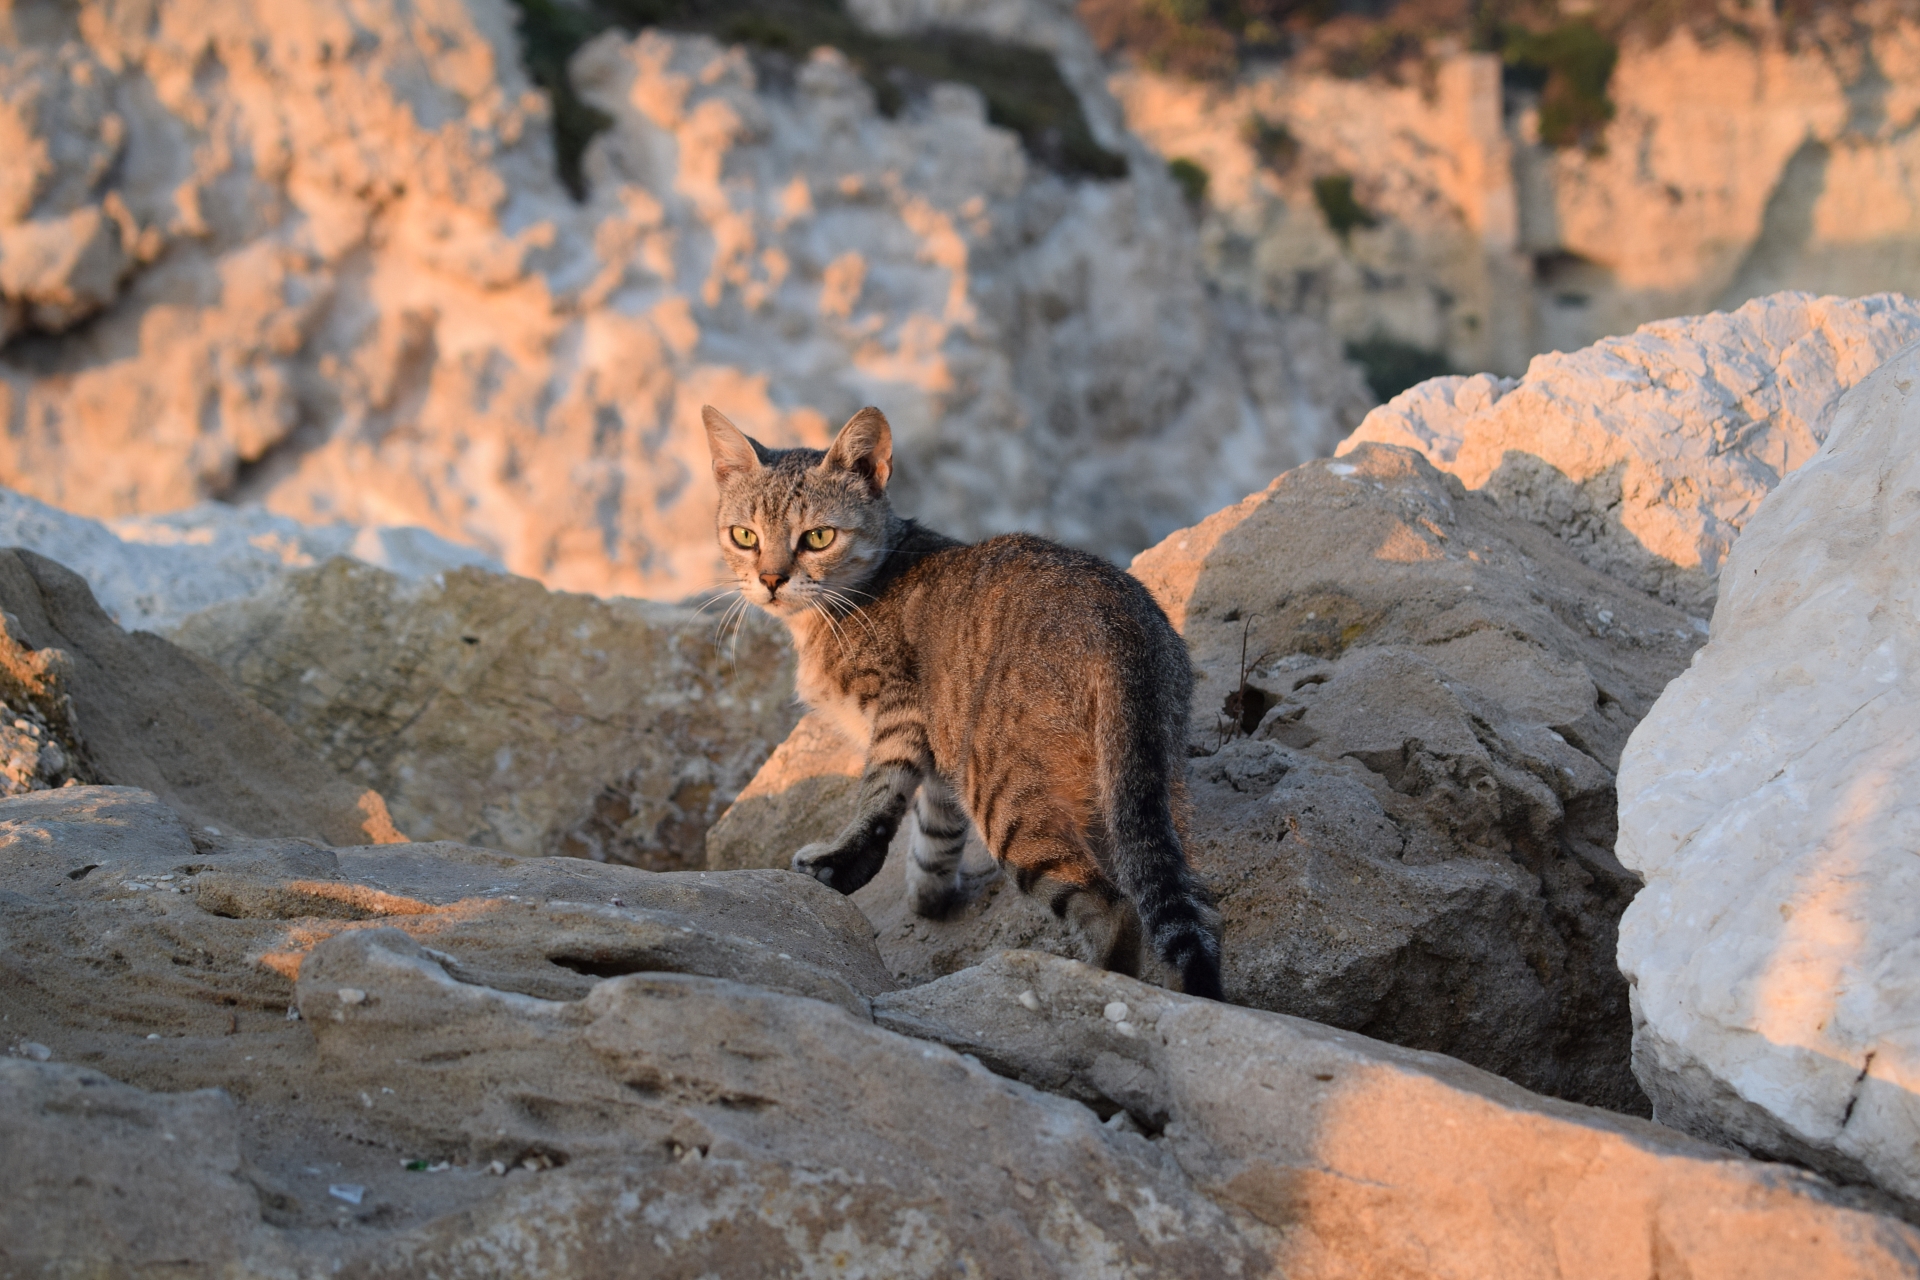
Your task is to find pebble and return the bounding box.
[18,1042,52,1061]
[1103,1001,1129,1023]
[328,1184,365,1205]
[337,988,367,1005]
[1017,990,1040,1012]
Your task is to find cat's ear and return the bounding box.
[821,406,892,495]
[703,406,764,484]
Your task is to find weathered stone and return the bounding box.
[172,558,799,869]
[0,5,1367,599]
[877,951,1920,1279]
[711,442,1702,1111]
[0,482,501,632]
[1618,340,1920,1210]
[0,549,400,844]
[1098,18,1920,379]
[1340,292,1920,612]
[0,785,1263,1277]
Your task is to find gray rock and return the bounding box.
[875,951,1920,1278]
[0,548,402,843]
[171,557,800,869]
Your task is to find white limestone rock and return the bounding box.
[0,3,1368,601]
[1340,291,1920,613]
[1616,339,1920,1210]
[0,485,498,632]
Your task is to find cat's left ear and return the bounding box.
[822,406,892,495]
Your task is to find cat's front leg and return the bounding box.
[792,723,928,894]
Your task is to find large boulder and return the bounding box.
[0,548,399,843]
[0,4,1367,599]
[171,558,799,869]
[0,482,500,631]
[6,786,1915,1277]
[876,952,1920,1278]
[709,442,1703,1112]
[1617,341,1920,1209]
[1340,292,1920,613]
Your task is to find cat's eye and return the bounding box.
[729,526,759,549]
[802,527,837,551]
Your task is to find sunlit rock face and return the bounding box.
[1340,291,1920,615]
[1099,22,1920,377]
[0,1,1369,599]
[1616,343,1920,1213]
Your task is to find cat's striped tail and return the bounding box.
[1099,667,1224,1001]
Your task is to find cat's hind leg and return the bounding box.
[905,775,972,918]
[1001,827,1142,976]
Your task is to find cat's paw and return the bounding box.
[791,842,841,887]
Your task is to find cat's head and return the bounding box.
[703,405,895,619]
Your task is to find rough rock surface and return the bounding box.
[1617,341,1920,1209]
[6,786,1916,1277]
[171,558,799,869]
[1,483,501,631]
[877,952,1920,1278]
[0,548,399,844]
[1341,292,1920,613]
[709,441,1704,1112]
[1102,21,1920,376]
[0,2,1368,598]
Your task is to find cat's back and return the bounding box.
[893,531,1186,670]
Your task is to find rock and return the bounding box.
[704,709,863,872]
[0,785,1262,1276]
[1617,341,1920,1209]
[1100,21,1920,378]
[712,441,1702,1111]
[0,1061,265,1274]
[170,557,799,868]
[875,951,1920,1278]
[0,549,400,843]
[1340,292,1920,614]
[0,484,502,632]
[0,5,1367,600]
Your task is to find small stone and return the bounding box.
[486,1160,507,1176]
[145,1033,160,1041]
[336,988,367,1005]
[1103,1001,1129,1024]
[18,1042,52,1061]
[327,1184,365,1205]
[1017,990,1040,1012]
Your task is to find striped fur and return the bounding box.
[704,405,1223,998]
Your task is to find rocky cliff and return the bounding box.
[0,0,1369,600]
[1090,4,1920,382]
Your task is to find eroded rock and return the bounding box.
[172,558,798,869]
[0,5,1367,599]
[0,785,1261,1277]
[0,548,399,844]
[1341,292,1920,613]
[876,951,1920,1278]
[1617,338,1920,1210]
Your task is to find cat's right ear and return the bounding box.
[703,406,763,484]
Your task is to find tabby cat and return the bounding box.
[704,404,1223,998]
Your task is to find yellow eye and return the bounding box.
[729,526,758,549]
[802,527,837,551]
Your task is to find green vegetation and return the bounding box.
[503,0,1127,201]
[1311,173,1374,242]
[1168,157,1211,205]
[1242,115,1299,174]
[1499,20,1618,150]
[1344,333,1453,403]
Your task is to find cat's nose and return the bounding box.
[759,571,788,596]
